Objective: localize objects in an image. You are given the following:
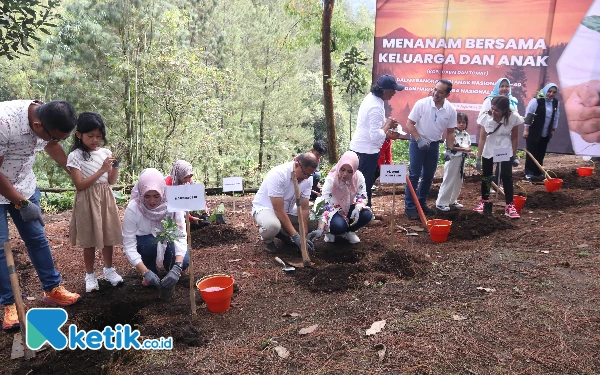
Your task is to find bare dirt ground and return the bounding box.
[2,154,600,375]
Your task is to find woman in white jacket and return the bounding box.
[122,168,189,290]
[307,151,373,244]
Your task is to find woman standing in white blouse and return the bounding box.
[474,96,523,219]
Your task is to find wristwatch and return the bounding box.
[15,199,30,210]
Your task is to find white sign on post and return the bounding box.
[222,177,243,192]
[380,164,407,184]
[166,184,206,212]
[493,147,511,162]
[470,134,477,145]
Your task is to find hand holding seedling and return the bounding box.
[101,156,116,172]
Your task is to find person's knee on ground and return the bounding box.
[349,209,373,232]
[329,212,349,235]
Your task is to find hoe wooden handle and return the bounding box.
[292,173,311,267]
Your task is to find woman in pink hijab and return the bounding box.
[307,151,373,244]
[122,168,189,290]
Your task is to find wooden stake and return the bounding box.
[4,242,35,360]
[186,215,197,321]
[292,172,311,267]
[390,183,396,250]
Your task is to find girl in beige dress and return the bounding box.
[67,112,123,293]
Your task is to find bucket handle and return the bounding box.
[515,183,527,198]
[195,273,232,289]
[546,170,557,179]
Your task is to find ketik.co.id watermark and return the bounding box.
[26,308,173,350]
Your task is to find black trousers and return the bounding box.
[481,157,513,204]
[525,136,550,176]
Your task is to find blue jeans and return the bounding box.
[0,188,61,305]
[329,205,373,235]
[136,234,190,275]
[353,151,380,207]
[405,138,440,210]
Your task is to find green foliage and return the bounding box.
[112,190,130,205]
[209,203,225,223]
[309,199,326,221]
[0,0,61,59]
[40,192,74,213]
[153,216,185,245]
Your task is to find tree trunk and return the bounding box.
[258,98,266,171]
[322,0,337,163]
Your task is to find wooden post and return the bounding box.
[4,242,35,360]
[186,216,197,321]
[390,183,396,250]
[291,172,311,267]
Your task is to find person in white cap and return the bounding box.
[350,74,405,207]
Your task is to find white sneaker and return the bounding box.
[103,267,124,286]
[324,233,335,243]
[450,202,464,209]
[490,188,496,194]
[85,273,99,293]
[436,205,450,212]
[342,232,360,244]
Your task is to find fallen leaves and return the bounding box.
[274,346,290,358]
[298,324,318,335]
[476,287,496,293]
[366,320,386,336]
[452,314,467,321]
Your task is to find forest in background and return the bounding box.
[0,0,376,189]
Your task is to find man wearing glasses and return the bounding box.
[252,153,318,254]
[0,100,81,331]
[404,79,457,220]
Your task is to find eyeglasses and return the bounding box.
[298,163,314,178]
[40,122,70,142]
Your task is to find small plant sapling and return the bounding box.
[154,216,185,245]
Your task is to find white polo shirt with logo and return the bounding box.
[408,96,457,143]
[252,162,313,216]
[0,100,48,204]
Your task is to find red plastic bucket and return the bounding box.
[197,275,235,313]
[543,178,563,192]
[577,167,594,177]
[513,195,526,214]
[426,219,452,243]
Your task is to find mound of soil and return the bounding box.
[316,244,363,264]
[525,191,578,209]
[552,169,600,190]
[374,250,430,278]
[436,210,514,240]
[293,264,365,293]
[191,225,249,247]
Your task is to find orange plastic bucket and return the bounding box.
[543,178,563,192]
[197,275,235,313]
[513,195,526,214]
[577,167,594,177]
[426,219,452,243]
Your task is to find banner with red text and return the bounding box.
[374,0,600,155]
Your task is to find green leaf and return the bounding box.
[582,16,600,32]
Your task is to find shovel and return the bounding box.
[523,149,552,180]
[397,226,419,236]
[405,176,429,232]
[4,242,35,360]
[274,257,295,272]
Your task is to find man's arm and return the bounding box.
[445,128,456,152]
[44,142,70,174]
[0,157,26,204]
[270,197,297,236]
[405,119,420,140]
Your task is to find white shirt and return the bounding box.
[122,200,187,268]
[251,162,312,216]
[478,111,524,159]
[445,129,472,157]
[0,100,48,204]
[350,93,387,154]
[408,96,457,143]
[67,148,112,183]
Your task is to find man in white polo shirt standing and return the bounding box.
[252,153,318,254]
[404,80,457,220]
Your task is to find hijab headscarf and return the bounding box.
[169,160,194,186]
[133,168,169,228]
[327,151,360,213]
[542,83,558,100]
[487,78,518,111]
